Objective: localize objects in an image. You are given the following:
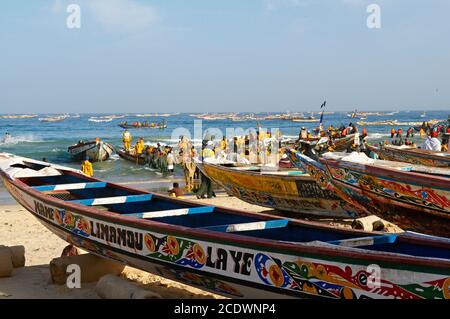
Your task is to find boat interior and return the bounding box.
[205,162,307,176]
[8,159,450,260]
[321,152,450,177]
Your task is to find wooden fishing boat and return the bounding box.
[0,114,37,119]
[367,144,450,168]
[68,140,115,162]
[283,134,356,152]
[0,153,449,299]
[119,121,167,129]
[196,159,358,219]
[39,115,67,123]
[117,148,147,165]
[289,151,450,237]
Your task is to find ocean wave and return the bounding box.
[366,133,390,140]
[109,154,120,160]
[88,118,112,123]
[0,134,43,146]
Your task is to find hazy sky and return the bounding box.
[0,0,449,113]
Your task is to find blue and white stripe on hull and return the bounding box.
[202,219,289,233]
[33,182,107,192]
[327,234,397,248]
[70,194,152,206]
[123,206,215,219]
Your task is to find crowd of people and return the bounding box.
[114,118,450,197]
[122,129,178,173]
[388,121,450,152]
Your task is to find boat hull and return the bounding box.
[197,162,358,219]
[117,148,147,165]
[119,124,167,129]
[68,141,114,162]
[283,134,356,152]
[367,145,450,168]
[290,152,450,237]
[2,176,450,299]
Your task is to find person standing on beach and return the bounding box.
[81,158,94,177]
[167,148,175,173]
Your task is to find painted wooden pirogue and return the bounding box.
[196,159,358,219]
[1,153,450,299]
[68,140,115,162]
[282,133,357,152]
[289,151,450,238]
[366,144,450,168]
[116,148,147,165]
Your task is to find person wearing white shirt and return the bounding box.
[421,131,441,151]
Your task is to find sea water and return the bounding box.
[0,111,447,204]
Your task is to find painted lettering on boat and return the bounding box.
[34,200,55,221]
[89,221,143,251]
[205,247,254,275]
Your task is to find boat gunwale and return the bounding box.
[201,160,312,181]
[2,168,450,273]
[367,144,450,163]
[321,157,450,190]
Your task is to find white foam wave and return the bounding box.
[366,133,390,140]
[0,134,43,146]
[110,154,120,160]
[88,118,112,123]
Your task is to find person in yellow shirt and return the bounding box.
[135,138,145,155]
[202,141,215,159]
[81,158,94,177]
[219,137,228,151]
[419,128,425,138]
[122,129,132,152]
[139,137,145,152]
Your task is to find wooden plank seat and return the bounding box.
[200,219,289,233]
[33,182,107,192]
[122,206,216,219]
[69,194,153,206]
[326,234,398,248]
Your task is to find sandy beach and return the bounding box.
[0,192,301,299]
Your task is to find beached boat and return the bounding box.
[196,159,358,219]
[289,151,450,237]
[367,144,450,168]
[1,153,449,299]
[68,140,115,162]
[117,148,147,165]
[283,134,357,152]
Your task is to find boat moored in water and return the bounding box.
[68,139,115,162]
[116,148,147,165]
[0,152,449,299]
